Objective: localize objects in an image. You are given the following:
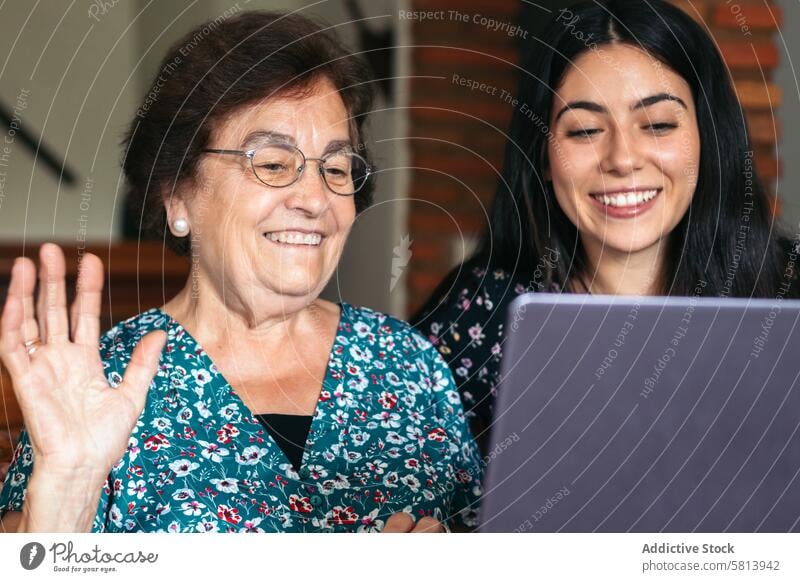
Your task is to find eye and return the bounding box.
[643,122,678,134]
[324,167,348,177]
[258,163,288,172]
[566,128,602,139]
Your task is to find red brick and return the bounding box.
[746,112,780,144]
[413,0,519,18]
[713,3,781,30]
[719,41,779,69]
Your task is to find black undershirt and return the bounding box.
[254,413,312,471]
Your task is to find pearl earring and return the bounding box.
[172,218,189,234]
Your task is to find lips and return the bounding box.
[588,188,662,218]
[263,230,324,246]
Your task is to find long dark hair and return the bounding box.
[474,0,796,298]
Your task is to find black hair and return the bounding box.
[474,0,797,298]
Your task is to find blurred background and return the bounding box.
[0,0,797,473]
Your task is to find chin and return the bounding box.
[597,234,668,255]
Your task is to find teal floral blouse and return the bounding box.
[0,303,483,532]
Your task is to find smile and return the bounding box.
[589,188,661,208]
[264,231,323,246]
[588,187,663,218]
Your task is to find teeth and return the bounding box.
[592,189,659,207]
[265,231,322,246]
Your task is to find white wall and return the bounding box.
[0,0,141,243]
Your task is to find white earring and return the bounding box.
[172,218,189,235]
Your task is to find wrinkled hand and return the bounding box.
[381,512,445,533]
[0,243,166,479]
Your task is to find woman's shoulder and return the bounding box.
[411,259,544,327]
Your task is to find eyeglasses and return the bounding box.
[202,144,371,196]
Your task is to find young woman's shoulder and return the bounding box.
[410,259,538,437]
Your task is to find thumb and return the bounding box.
[119,330,167,415]
[381,512,415,533]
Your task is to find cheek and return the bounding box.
[331,200,357,236]
[548,141,595,218]
[653,131,700,193]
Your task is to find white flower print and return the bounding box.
[169,459,200,477]
[172,488,195,501]
[235,446,269,465]
[357,508,385,532]
[400,474,421,492]
[197,440,229,462]
[127,479,147,499]
[181,500,206,516]
[191,367,212,386]
[193,400,212,419]
[373,411,401,429]
[151,417,172,431]
[366,460,387,475]
[349,344,373,362]
[382,471,399,488]
[210,477,239,493]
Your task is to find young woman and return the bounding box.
[412,0,799,451]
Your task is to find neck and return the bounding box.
[578,238,665,296]
[161,272,323,353]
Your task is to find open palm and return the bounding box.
[0,244,165,477]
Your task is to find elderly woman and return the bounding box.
[0,12,482,533]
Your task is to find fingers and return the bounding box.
[6,256,38,345]
[70,253,104,346]
[37,244,69,344]
[382,512,415,533]
[119,330,167,416]
[411,516,445,533]
[0,267,29,378]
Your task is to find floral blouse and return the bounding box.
[0,303,483,532]
[412,261,557,447]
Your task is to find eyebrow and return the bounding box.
[554,93,688,122]
[240,130,353,155]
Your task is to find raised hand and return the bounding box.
[0,243,166,480]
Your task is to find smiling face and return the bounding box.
[167,77,357,315]
[547,44,700,276]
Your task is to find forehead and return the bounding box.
[214,77,352,146]
[555,44,692,108]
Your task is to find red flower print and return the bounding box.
[216,423,239,444]
[218,504,242,525]
[427,427,447,442]
[288,495,313,514]
[144,434,170,452]
[331,506,358,526]
[378,391,398,409]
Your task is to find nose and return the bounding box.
[600,124,645,176]
[283,161,330,217]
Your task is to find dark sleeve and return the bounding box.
[411,264,526,450]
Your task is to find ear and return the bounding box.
[163,187,191,237]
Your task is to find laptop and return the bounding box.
[478,293,800,532]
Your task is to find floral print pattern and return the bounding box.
[0,303,482,532]
[413,262,556,438]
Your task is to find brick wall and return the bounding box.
[405,0,783,315]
